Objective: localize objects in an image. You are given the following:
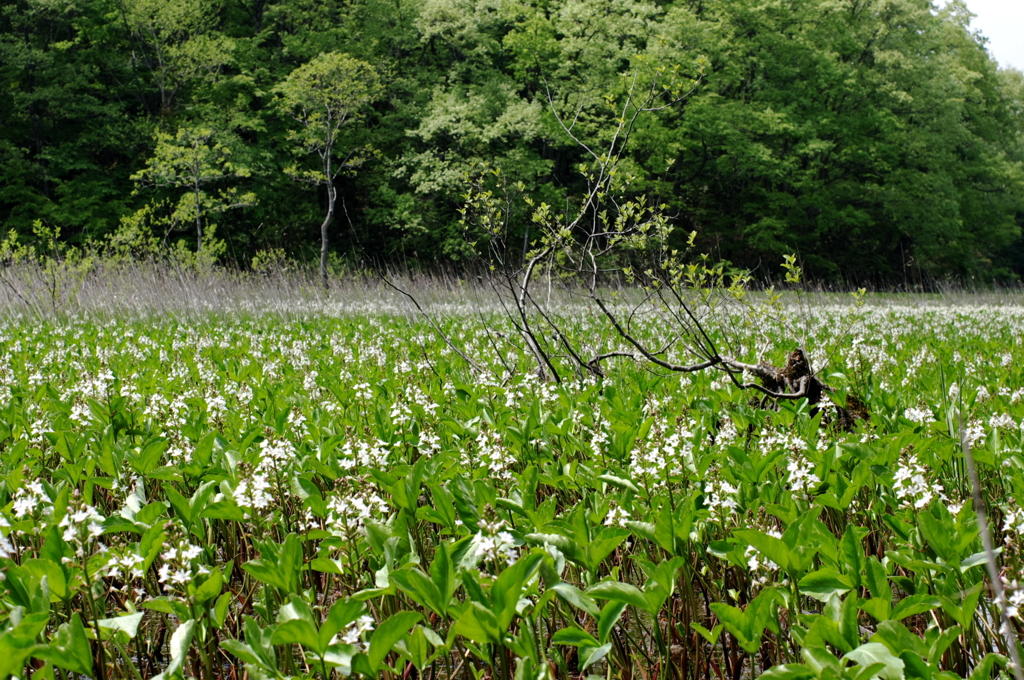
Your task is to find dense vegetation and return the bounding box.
[2,0,1024,281]
[1,294,1024,680]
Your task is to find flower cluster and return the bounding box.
[471,515,518,566]
[903,407,933,426]
[59,494,106,559]
[786,455,820,494]
[339,438,390,470]
[0,516,14,560]
[334,615,376,651]
[234,470,274,511]
[604,501,631,528]
[892,450,947,510]
[631,421,695,483]
[1000,578,1024,620]
[704,475,740,518]
[156,532,209,598]
[320,480,390,538]
[466,429,514,480]
[11,480,53,523]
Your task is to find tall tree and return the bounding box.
[128,126,256,259]
[276,52,382,286]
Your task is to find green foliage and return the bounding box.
[0,0,1022,278]
[126,126,255,261]
[0,299,1023,678]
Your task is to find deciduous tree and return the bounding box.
[276,52,382,287]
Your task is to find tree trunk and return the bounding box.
[320,181,336,289]
[194,177,203,255]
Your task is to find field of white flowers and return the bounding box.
[1,294,1023,680]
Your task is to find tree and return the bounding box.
[276,52,382,287]
[117,0,234,117]
[392,64,870,435]
[128,126,256,259]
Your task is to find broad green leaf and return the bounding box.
[453,603,500,645]
[272,620,322,655]
[890,595,941,621]
[735,529,790,572]
[36,613,93,676]
[390,568,445,617]
[367,611,421,671]
[759,664,816,680]
[599,601,628,644]
[95,613,145,641]
[587,581,649,612]
[799,568,854,602]
[551,627,599,647]
[578,643,612,671]
[551,582,600,618]
[845,642,905,680]
[0,631,38,680]
[690,622,723,645]
[320,599,365,653]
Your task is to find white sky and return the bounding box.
[961,0,1024,71]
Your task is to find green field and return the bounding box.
[0,293,1022,680]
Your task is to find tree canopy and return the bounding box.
[1,0,1022,282]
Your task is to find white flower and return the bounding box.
[337,615,376,650]
[787,456,820,493]
[990,413,1016,430]
[904,407,933,426]
[604,504,630,528]
[704,479,739,516]
[471,519,519,565]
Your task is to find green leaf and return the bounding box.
[242,533,303,594]
[870,620,926,659]
[865,557,892,602]
[861,598,892,623]
[320,599,365,653]
[844,642,905,680]
[368,611,421,671]
[578,643,612,671]
[759,664,815,680]
[551,627,599,647]
[890,595,941,621]
[430,542,456,608]
[598,474,640,493]
[959,550,995,572]
[0,631,38,680]
[709,602,754,651]
[917,511,953,561]
[20,559,67,602]
[587,581,649,612]
[599,601,628,644]
[551,582,600,618]
[690,622,723,645]
[95,613,145,641]
[220,639,264,667]
[272,620,323,655]
[151,619,196,680]
[36,613,93,676]
[735,529,790,572]
[453,603,500,645]
[799,568,855,602]
[967,654,1006,680]
[192,567,223,606]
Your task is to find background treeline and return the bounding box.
[2,0,1023,282]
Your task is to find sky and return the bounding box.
[961,0,1024,71]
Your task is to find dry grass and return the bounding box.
[3,257,1024,323]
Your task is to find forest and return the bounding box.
[2,0,1023,282]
